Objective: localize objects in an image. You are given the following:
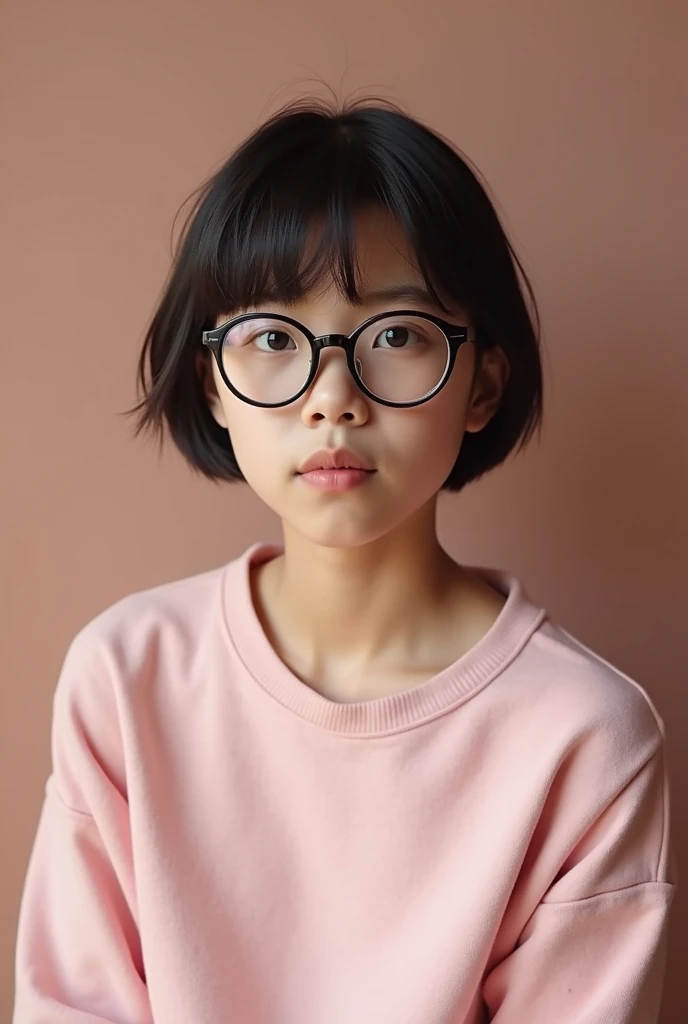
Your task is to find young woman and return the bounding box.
[14,98,675,1023]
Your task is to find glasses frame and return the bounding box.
[201,309,476,409]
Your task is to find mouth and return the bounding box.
[297,464,374,474]
[296,447,374,476]
[296,466,376,493]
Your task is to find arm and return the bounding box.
[13,630,153,1023]
[482,744,676,1022]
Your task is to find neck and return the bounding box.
[252,501,472,699]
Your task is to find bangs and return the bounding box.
[179,106,474,321]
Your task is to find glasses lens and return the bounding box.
[354,315,450,403]
[221,318,312,405]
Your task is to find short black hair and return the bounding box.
[128,96,543,492]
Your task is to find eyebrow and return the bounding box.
[360,284,437,305]
[255,282,454,315]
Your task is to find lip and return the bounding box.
[296,447,374,475]
[298,468,373,492]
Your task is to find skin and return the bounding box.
[198,208,511,703]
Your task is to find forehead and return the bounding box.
[285,209,429,315]
[214,205,459,327]
[343,208,420,283]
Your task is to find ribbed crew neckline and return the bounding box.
[220,543,546,737]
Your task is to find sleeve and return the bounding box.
[13,629,153,1023]
[482,737,677,1023]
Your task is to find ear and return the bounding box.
[464,347,510,434]
[195,351,228,429]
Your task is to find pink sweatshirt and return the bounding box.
[14,543,675,1023]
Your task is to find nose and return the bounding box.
[299,347,370,428]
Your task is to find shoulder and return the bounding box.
[476,564,664,763]
[513,621,675,895]
[532,618,663,733]
[49,559,236,810]
[73,561,225,657]
[512,615,666,777]
[54,560,231,714]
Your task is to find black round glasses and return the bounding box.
[201,309,476,409]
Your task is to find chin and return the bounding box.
[299,525,380,550]
[290,507,414,551]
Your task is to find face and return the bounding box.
[199,208,508,549]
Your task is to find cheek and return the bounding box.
[223,402,288,491]
[386,379,470,474]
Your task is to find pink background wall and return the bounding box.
[2,1,686,1019]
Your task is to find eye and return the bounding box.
[372,325,421,349]
[253,329,297,352]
